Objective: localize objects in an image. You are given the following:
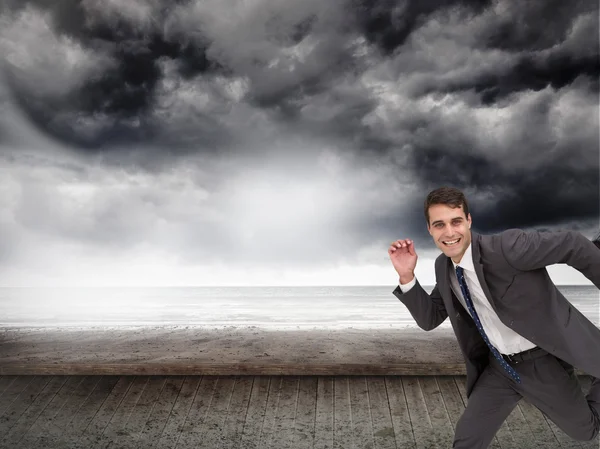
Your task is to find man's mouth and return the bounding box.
[442,238,461,247]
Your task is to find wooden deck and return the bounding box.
[0,375,597,449]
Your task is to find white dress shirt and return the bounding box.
[399,243,536,355]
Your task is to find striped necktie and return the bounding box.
[455,265,521,383]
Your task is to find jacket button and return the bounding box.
[510,320,514,326]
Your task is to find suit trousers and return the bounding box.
[453,350,600,448]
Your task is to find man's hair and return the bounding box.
[424,186,470,225]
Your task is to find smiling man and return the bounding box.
[389,186,600,448]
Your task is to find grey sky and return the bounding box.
[0,0,598,286]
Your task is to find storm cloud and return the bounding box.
[0,0,597,285]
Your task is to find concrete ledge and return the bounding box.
[0,326,590,376]
[0,363,468,376]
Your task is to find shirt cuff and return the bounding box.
[399,277,417,293]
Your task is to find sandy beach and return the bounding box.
[0,325,465,375]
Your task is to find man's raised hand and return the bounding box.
[388,239,418,284]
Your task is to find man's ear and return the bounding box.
[467,213,472,229]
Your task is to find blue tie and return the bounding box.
[455,266,521,383]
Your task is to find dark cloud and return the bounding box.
[243,30,362,116]
[434,52,600,105]
[409,145,599,232]
[3,0,227,150]
[0,0,598,274]
[398,2,600,103]
[265,12,318,46]
[481,0,596,52]
[353,0,491,55]
[3,0,598,150]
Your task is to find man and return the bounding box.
[389,186,600,448]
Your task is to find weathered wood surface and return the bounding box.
[0,363,469,376]
[0,327,590,377]
[0,327,467,375]
[0,375,596,449]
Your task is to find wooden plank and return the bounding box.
[493,419,515,447]
[74,376,136,449]
[217,376,254,449]
[12,375,87,449]
[420,376,455,448]
[579,435,600,449]
[0,375,36,416]
[453,376,506,449]
[0,375,53,440]
[89,375,150,449]
[47,375,101,427]
[0,363,468,376]
[169,376,217,448]
[57,376,122,448]
[348,376,375,449]
[518,400,561,448]
[17,376,87,448]
[239,376,270,449]
[153,376,202,449]
[118,376,167,449]
[313,377,334,449]
[366,377,396,449]
[196,376,237,448]
[503,401,538,449]
[290,376,317,449]
[402,377,435,449]
[266,376,299,449]
[435,376,464,429]
[2,373,591,449]
[255,377,282,449]
[384,376,415,449]
[543,414,583,449]
[0,376,18,398]
[579,436,600,448]
[0,376,68,447]
[134,376,185,449]
[333,376,354,449]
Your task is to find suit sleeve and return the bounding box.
[392,279,448,331]
[501,229,600,288]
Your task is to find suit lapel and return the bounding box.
[471,232,498,312]
[440,256,453,303]
[440,255,465,320]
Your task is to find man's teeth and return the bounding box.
[443,239,460,246]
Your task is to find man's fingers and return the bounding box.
[389,239,417,256]
[391,241,404,251]
[389,245,402,254]
[390,239,413,255]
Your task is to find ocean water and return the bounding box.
[0,285,597,329]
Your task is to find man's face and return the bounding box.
[427,204,472,263]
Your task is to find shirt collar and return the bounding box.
[451,241,474,272]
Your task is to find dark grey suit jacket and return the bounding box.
[393,229,600,398]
